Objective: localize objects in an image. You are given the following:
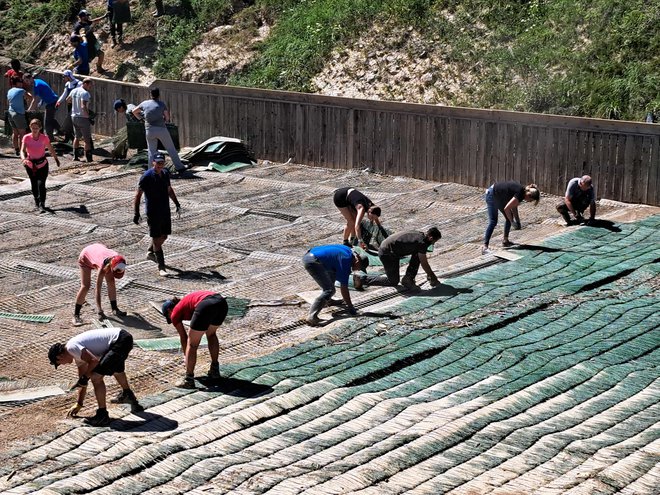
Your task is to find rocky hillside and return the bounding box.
[2,0,658,121]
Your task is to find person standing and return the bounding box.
[367,227,442,289]
[69,34,90,76]
[153,0,165,17]
[7,76,32,156]
[73,243,128,326]
[133,153,181,276]
[72,9,106,73]
[107,0,131,46]
[133,87,186,172]
[333,187,383,248]
[48,327,143,426]
[67,77,94,162]
[20,119,60,212]
[161,291,228,389]
[56,70,82,142]
[482,181,540,255]
[302,244,369,326]
[556,175,597,226]
[23,74,59,141]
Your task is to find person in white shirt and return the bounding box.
[66,77,94,162]
[48,328,143,426]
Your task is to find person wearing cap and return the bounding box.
[56,70,82,142]
[73,243,128,326]
[333,187,383,248]
[67,77,94,162]
[69,34,90,76]
[6,76,32,156]
[302,244,368,326]
[133,88,186,172]
[133,153,181,276]
[20,118,60,212]
[365,227,442,289]
[113,98,139,122]
[48,327,143,426]
[23,74,60,141]
[556,175,597,226]
[72,9,106,74]
[162,291,228,389]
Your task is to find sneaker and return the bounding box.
[72,314,83,326]
[481,247,494,255]
[112,308,127,317]
[84,408,111,426]
[176,376,196,389]
[306,314,321,326]
[159,267,169,277]
[146,251,156,262]
[401,275,417,289]
[208,363,221,380]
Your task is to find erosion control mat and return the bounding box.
[1,215,658,494]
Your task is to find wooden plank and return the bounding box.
[613,134,627,201]
[649,136,660,205]
[466,118,478,187]
[347,108,355,169]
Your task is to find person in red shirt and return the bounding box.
[20,118,60,212]
[162,291,228,388]
[74,243,128,326]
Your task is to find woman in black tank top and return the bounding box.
[333,187,382,248]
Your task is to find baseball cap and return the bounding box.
[110,255,127,278]
[63,69,74,78]
[78,9,89,16]
[113,99,126,111]
[48,343,66,369]
[70,34,81,43]
[162,300,176,324]
[153,153,166,163]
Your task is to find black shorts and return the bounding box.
[190,294,228,331]
[94,330,133,376]
[147,213,172,238]
[333,187,350,208]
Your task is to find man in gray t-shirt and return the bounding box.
[367,227,442,288]
[67,78,93,162]
[48,327,143,426]
[133,87,185,171]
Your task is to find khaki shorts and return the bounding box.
[72,116,92,142]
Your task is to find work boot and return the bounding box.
[176,375,196,389]
[111,389,144,412]
[111,37,117,48]
[84,408,111,427]
[85,150,93,163]
[401,275,417,289]
[39,203,47,214]
[208,362,221,380]
[72,314,83,326]
[146,251,156,262]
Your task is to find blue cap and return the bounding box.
[153,153,166,162]
[162,299,176,324]
[113,99,125,111]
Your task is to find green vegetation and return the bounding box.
[0,0,657,120]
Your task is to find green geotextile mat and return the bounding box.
[208,161,252,173]
[136,297,250,350]
[3,217,659,494]
[0,312,54,323]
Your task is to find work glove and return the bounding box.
[175,203,181,219]
[67,403,82,417]
[347,306,358,316]
[69,375,89,391]
[133,213,140,225]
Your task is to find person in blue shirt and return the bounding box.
[133,153,181,276]
[23,74,59,141]
[6,77,32,155]
[302,244,369,326]
[69,34,90,76]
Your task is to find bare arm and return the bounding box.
[354,205,366,243]
[173,322,188,353]
[339,285,355,311]
[27,95,40,112]
[589,202,596,220]
[418,253,436,280]
[79,348,101,377]
[47,141,60,166]
[94,268,106,312]
[163,108,171,123]
[132,107,143,120]
[502,197,520,222]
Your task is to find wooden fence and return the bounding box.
[3,61,659,205]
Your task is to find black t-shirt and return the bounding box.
[379,231,429,257]
[492,181,525,210]
[347,189,373,210]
